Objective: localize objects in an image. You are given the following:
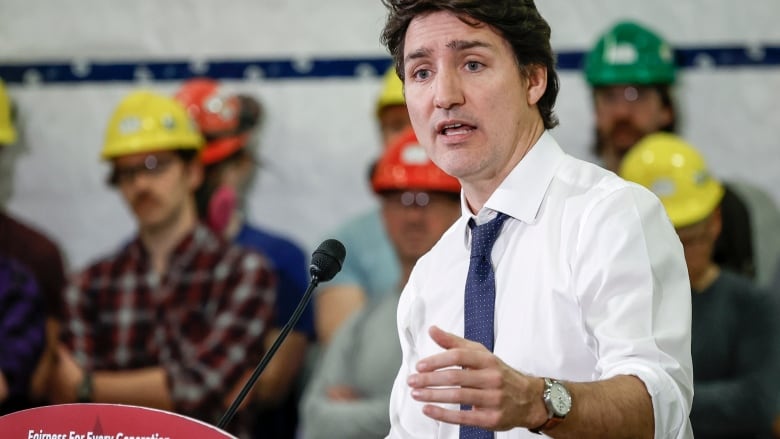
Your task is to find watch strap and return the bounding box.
[529,415,563,434]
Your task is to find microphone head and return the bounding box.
[310,239,346,282]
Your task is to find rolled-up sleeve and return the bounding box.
[574,184,694,439]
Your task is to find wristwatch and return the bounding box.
[76,372,94,403]
[529,378,571,434]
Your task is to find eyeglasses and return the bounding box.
[380,190,460,209]
[109,154,176,186]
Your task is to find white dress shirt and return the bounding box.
[387,132,694,438]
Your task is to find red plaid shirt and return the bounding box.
[61,224,275,434]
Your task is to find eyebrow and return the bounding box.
[404,39,493,64]
[447,39,492,51]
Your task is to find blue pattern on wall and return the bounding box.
[1,45,778,84]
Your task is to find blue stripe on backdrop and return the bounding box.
[1,45,778,84]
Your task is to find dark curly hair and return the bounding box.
[380,0,559,129]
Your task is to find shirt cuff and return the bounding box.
[602,362,693,439]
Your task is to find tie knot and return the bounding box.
[468,212,508,258]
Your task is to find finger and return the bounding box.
[56,344,76,364]
[416,346,499,372]
[411,384,502,409]
[56,343,69,357]
[428,325,486,351]
[420,403,500,430]
[408,366,502,391]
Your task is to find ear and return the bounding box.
[187,160,204,191]
[526,65,547,106]
[659,105,674,129]
[709,206,723,240]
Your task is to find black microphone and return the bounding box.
[309,238,346,282]
[217,239,346,430]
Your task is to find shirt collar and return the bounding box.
[458,131,565,245]
[484,130,565,224]
[128,222,214,264]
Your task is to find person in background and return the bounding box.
[380,0,694,437]
[375,67,415,147]
[175,78,312,439]
[584,19,780,288]
[0,254,45,415]
[620,133,779,439]
[0,77,68,411]
[51,90,276,438]
[586,24,780,433]
[300,127,461,439]
[314,66,412,344]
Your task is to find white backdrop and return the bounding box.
[1,0,778,272]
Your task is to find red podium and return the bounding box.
[0,403,236,438]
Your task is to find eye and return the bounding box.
[411,68,431,81]
[465,61,483,72]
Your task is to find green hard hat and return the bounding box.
[585,21,676,86]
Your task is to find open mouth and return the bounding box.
[439,123,476,136]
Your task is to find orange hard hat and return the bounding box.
[174,78,262,165]
[372,128,460,194]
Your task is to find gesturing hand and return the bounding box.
[406,325,547,431]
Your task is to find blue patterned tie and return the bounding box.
[460,212,508,439]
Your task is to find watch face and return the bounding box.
[550,383,572,416]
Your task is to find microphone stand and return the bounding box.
[217,273,322,430]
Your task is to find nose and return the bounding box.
[128,170,156,190]
[611,98,633,118]
[433,68,465,110]
[401,205,428,225]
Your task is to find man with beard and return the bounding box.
[584,20,772,284]
[51,90,276,438]
[583,21,677,174]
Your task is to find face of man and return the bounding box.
[112,150,202,233]
[213,150,255,193]
[378,104,412,147]
[380,189,461,266]
[593,85,673,172]
[402,11,546,189]
[675,211,721,288]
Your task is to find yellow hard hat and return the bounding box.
[375,67,405,118]
[101,90,204,159]
[619,132,724,228]
[0,79,18,145]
